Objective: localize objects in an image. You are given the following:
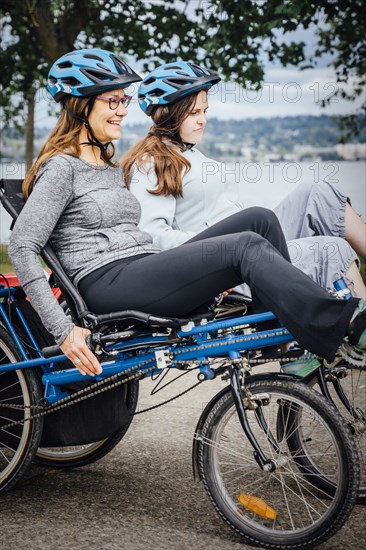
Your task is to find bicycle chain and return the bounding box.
[0,358,154,431]
[0,328,314,432]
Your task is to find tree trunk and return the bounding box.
[25,90,35,171]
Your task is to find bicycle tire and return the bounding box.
[35,379,139,468]
[0,327,43,494]
[277,394,339,498]
[308,363,366,503]
[196,378,359,549]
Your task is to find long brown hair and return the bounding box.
[22,95,116,199]
[121,92,202,198]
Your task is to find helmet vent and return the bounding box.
[169,78,193,86]
[62,77,81,86]
[190,64,207,76]
[84,54,105,61]
[58,61,73,69]
[111,55,131,75]
[150,88,166,97]
[86,68,113,82]
[164,65,184,71]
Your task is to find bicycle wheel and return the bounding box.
[309,363,366,503]
[0,327,43,494]
[35,380,139,467]
[196,378,359,549]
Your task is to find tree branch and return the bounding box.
[25,0,60,62]
[58,0,100,51]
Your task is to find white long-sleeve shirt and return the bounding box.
[129,147,243,250]
[128,146,358,295]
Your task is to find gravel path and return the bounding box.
[1,370,365,549]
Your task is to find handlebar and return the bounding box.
[41,308,216,358]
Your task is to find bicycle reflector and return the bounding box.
[237,494,277,520]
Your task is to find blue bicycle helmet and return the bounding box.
[48,48,142,103]
[138,61,221,115]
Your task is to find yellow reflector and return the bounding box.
[237,494,277,520]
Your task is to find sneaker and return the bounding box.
[281,358,321,377]
[348,299,366,350]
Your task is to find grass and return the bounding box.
[0,244,13,273]
[0,244,49,275]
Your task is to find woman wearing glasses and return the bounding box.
[9,49,366,376]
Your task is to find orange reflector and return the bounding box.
[237,494,277,520]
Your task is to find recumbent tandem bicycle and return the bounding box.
[0,178,365,549]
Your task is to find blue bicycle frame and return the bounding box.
[0,283,294,405]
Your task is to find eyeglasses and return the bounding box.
[95,95,132,110]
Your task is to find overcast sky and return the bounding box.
[33,6,365,128]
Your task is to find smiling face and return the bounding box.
[87,89,129,143]
[179,90,208,144]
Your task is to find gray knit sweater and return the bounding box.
[9,155,158,344]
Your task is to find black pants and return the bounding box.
[79,207,358,361]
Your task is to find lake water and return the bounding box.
[1,161,365,244]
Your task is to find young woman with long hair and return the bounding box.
[9,52,366,376]
[123,62,366,299]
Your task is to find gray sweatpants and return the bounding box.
[274,181,359,294]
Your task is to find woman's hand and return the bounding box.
[222,288,233,297]
[60,326,102,376]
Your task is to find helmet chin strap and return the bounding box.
[80,125,111,153]
[63,100,112,153]
[182,142,195,150]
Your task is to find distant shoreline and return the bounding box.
[2,113,365,163]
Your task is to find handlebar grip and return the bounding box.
[42,333,98,358]
[42,344,63,358]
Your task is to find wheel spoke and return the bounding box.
[198,379,358,548]
[0,330,42,494]
[0,448,13,463]
[0,380,21,394]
